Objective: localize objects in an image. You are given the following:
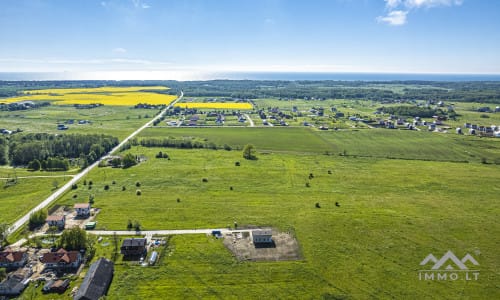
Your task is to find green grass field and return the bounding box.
[48,143,500,299]
[0,105,161,140]
[2,100,499,299]
[140,126,500,163]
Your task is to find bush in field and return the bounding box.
[136,190,142,196]
[242,144,257,160]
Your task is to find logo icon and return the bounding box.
[418,250,479,281]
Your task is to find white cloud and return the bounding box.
[377,10,408,26]
[405,0,463,8]
[385,0,402,9]
[112,47,127,54]
[379,0,463,26]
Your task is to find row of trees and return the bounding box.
[28,157,70,171]
[378,106,445,118]
[135,138,218,150]
[5,133,118,166]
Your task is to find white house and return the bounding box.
[74,203,91,217]
[45,215,65,229]
[252,229,273,244]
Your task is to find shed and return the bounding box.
[85,222,96,230]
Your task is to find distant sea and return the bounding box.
[1,71,500,82]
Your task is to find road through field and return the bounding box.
[6,91,183,236]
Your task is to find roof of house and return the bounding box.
[252,229,272,237]
[0,251,25,263]
[46,215,65,222]
[121,238,146,248]
[74,203,90,209]
[41,248,80,265]
[74,258,114,300]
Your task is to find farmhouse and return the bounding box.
[74,258,114,300]
[252,229,273,244]
[45,215,66,229]
[0,250,27,269]
[41,248,82,270]
[120,238,147,256]
[74,203,91,217]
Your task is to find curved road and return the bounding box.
[6,91,183,236]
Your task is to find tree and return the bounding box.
[28,159,41,171]
[29,209,47,230]
[242,144,257,160]
[122,153,137,168]
[58,227,87,250]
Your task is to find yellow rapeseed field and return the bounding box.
[1,86,176,106]
[174,102,253,110]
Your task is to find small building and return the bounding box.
[41,248,82,270]
[74,203,91,218]
[120,238,147,256]
[43,279,70,294]
[46,215,66,229]
[0,250,27,269]
[74,258,114,300]
[252,229,273,244]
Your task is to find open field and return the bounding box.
[139,127,500,163]
[0,174,72,226]
[1,86,176,106]
[48,146,500,299]
[0,105,161,140]
[0,89,498,299]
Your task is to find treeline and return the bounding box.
[0,137,7,165]
[6,133,119,167]
[132,138,218,150]
[3,80,500,104]
[378,106,444,118]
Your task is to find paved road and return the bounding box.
[6,91,183,236]
[88,228,253,236]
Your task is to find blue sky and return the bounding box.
[0,0,499,78]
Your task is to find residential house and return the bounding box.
[41,248,82,270]
[0,250,27,269]
[46,215,66,229]
[74,258,114,300]
[120,238,147,256]
[74,203,91,218]
[252,229,273,244]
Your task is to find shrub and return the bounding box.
[202,178,208,182]
[73,194,78,199]
[104,185,109,190]
[122,186,126,191]
[29,209,47,230]
[235,161,240,166]
[136,181,141,187]
[136,190,142,196]
[315,202,321,208]
[305,182,310,188]
[71,184,78,190]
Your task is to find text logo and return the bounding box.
[418,250,479,281]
